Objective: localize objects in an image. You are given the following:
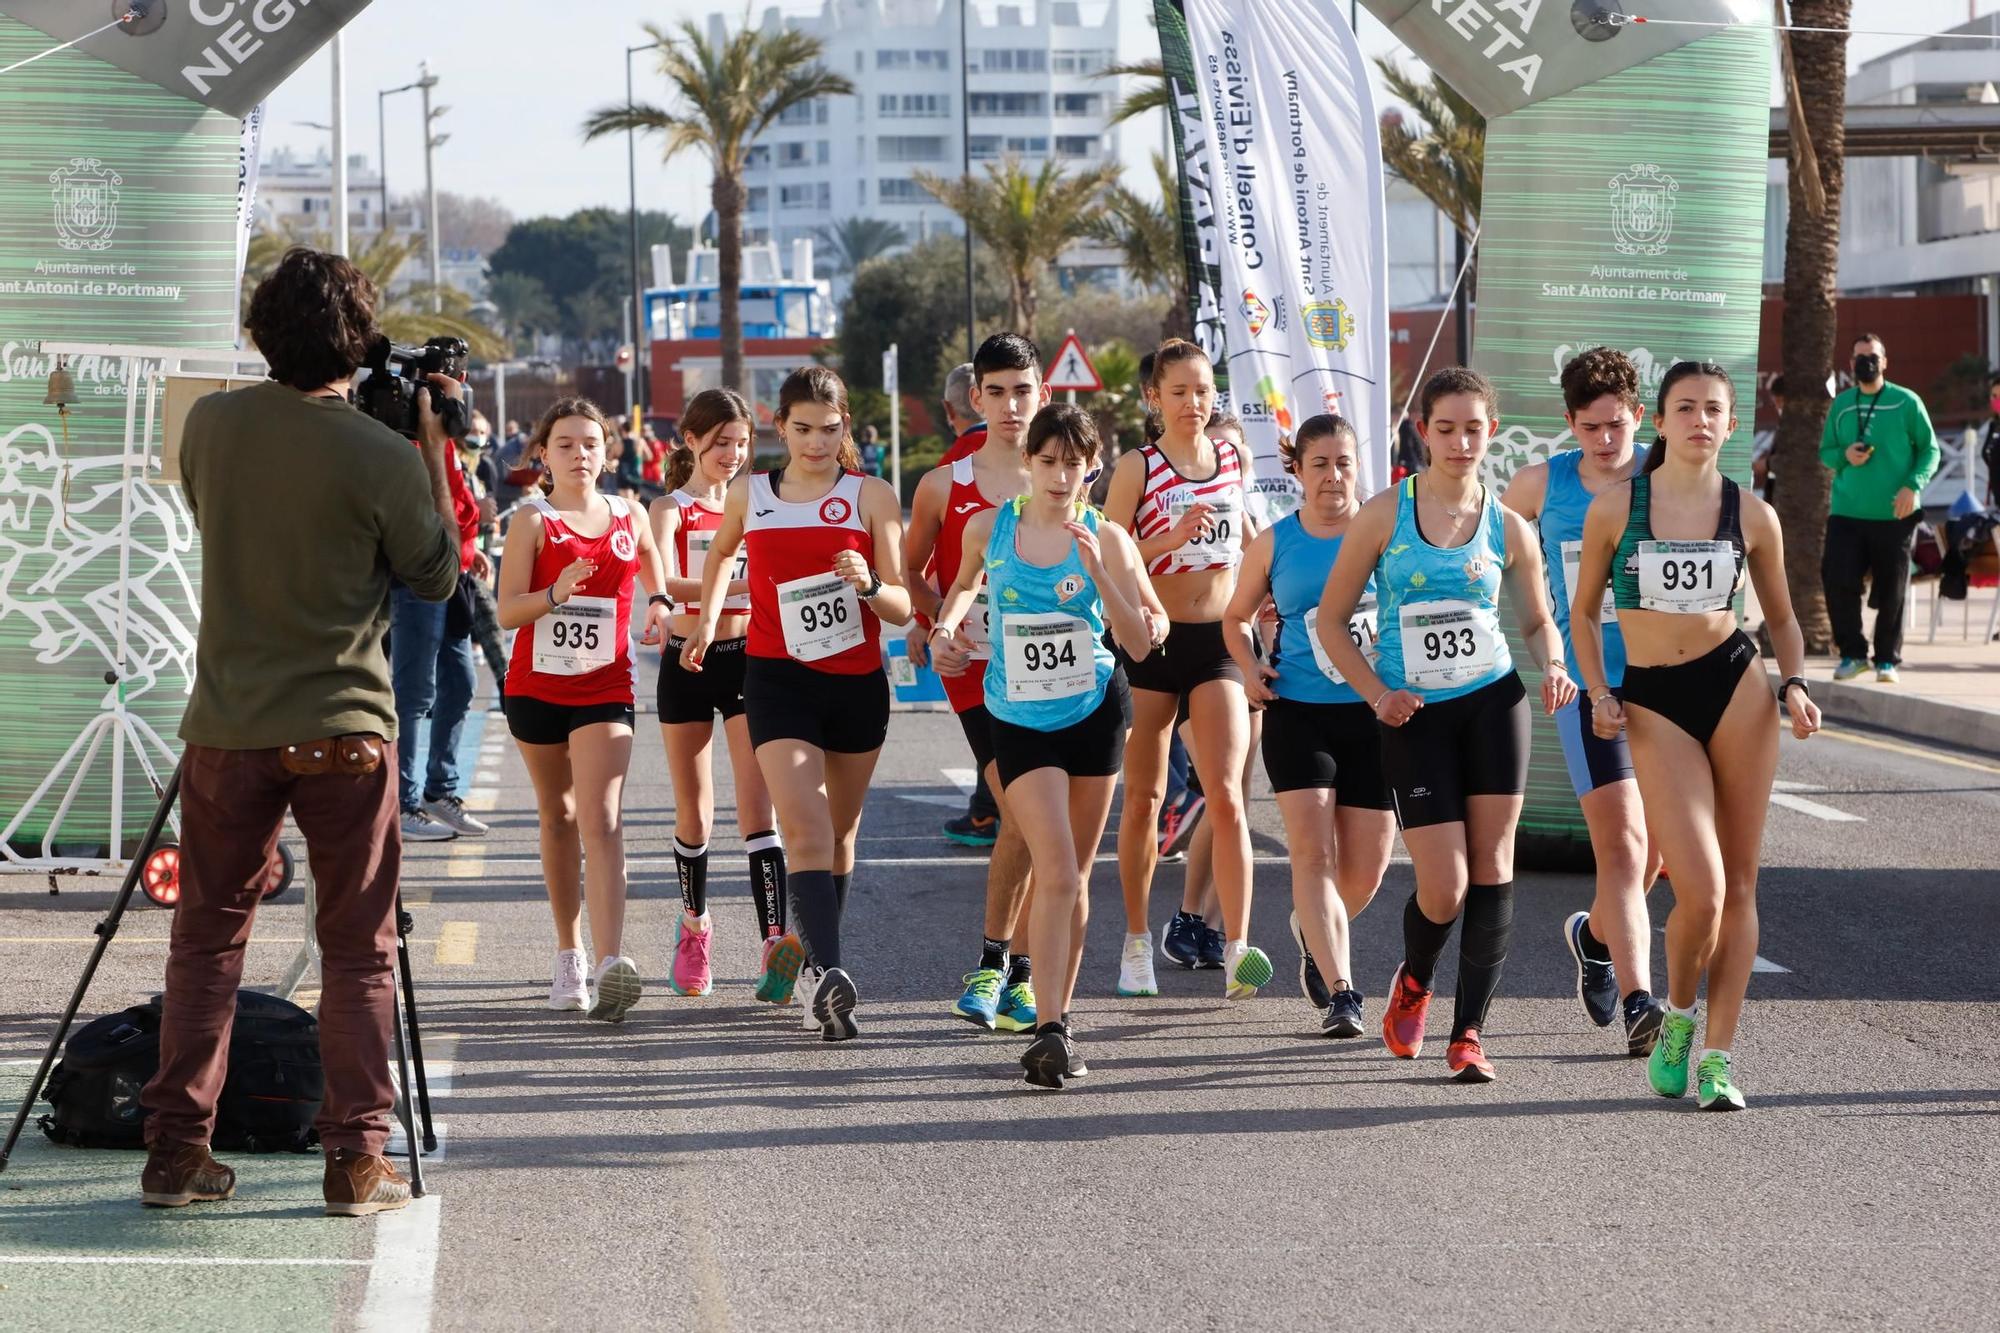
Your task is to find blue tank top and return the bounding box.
[981,498,1117,730]
[1269,512,1375,706]
[1539,448,1644,689]
[1372,477,1513,701]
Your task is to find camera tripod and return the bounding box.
[0,760,438,1193]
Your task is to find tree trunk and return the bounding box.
[1773,0,1850,654]
[713,170,748,394]
[1160,285,1194,345]
[1012,268,1034,339]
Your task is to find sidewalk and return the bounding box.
[1757,580,2000,757]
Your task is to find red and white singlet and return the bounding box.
[744,469,881,675]
[504,494,641,706]
[670,488,750,617]
[1132,437,1246,577]
[929,456,997,713]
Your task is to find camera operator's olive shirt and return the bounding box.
[179,380,458,749]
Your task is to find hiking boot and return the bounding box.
[323,1148,411,1217]
[140,1142,235,1208]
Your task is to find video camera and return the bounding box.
[356,335,472,440]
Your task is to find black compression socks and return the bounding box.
[673,837,709,917]
[1452,882,1516,1040]
[789,869,841,970]
[1007,953,1032,985]
[1401,893,1456,990]
[745,830,785,938]
[833,871,851,912]
[979,937,1009,972]
[1579,916,1613,963]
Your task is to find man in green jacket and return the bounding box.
[1819,332,1938,683]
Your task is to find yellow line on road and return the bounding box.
[434,921,478,966]
[1816,723,2000,775]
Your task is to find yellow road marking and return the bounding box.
[465,789,499,812]
[292,988,321,1010]
[445,849,486,880]
[434,921,478,966]
[1815,723,2000,775]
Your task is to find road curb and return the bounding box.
[1769,668,2000,757]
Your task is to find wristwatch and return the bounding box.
[647,592,672,610]
[1781,675,1811,700]
[858,570,883,601]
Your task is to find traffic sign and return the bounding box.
[1044,330,1102,393]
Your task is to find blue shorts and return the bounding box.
[1555,694,1635,797]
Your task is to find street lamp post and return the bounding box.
[958,0,975,358]
[626,40,662,420]
[418,61,446,314]
[378,77,424,237]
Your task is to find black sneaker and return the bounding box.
[1322,988,1365,1038]
[1623,990,1664,1058]
[812,966,858,1042]
[1162,911,1204,969]
[1021,1025,1073,1089]
[1562,910,1619,1028]
[1197,924,1226,971]
[1289,911,1332,1009]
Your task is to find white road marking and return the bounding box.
[894,793,970,808]
[940,767,977,795]
[356,1193,443,1333]
[1769,792,1863,822]
[385,1122,449,1162]
[1752,956,1792,974]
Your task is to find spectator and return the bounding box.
[857,422,884,477]
[1752,376,1784,501]
[1982,371,1999,508]
[600,433,626,496]
[938,361,987,465]
[1394,410,1425,479]
[1819,333,1939,684]
[138,247,459,1217]
[641,424,668,494]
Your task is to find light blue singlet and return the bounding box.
[981,498,1116,730]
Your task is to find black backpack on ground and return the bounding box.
[39,989,324,1153]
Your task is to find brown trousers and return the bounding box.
[141,742,402,1155]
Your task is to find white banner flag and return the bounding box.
[1180,0,1390,509]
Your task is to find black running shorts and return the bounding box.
[744,656,890,754]
[505,695,637,747]
[1258,696,1392,808]
[1118,619,1243,700]
[956,702,998,778]
[657,636,747,725]
[990,670,1132,789]
[1377,672,1529,829]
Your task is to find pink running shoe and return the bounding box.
[669,913,713,996]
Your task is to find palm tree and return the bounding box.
[240,225,505,359]
[914,155,1118,336]
[1087,153,1190,343]
[819,216,908,276]
[487,271,558,353]
[1772,0,1851,651]
[1374,59,1483,245]
[583,21,853,393]
[1099,58,1170,127]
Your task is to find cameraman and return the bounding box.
[139,248,459,1218]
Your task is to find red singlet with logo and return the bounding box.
[744,469,881,675]
[670,488,750,617]
[1132,437,1246,577]
[505,494,641,706]
[932,455,996,712]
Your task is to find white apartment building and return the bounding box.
[1764,12,2000,316]
[723,0,1123,276]
[254,145,487,299]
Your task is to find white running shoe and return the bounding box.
[421,795,489,837]
[1117,933,1159,997]
[589,955,642,1023]
[399,809,456,843]
[547,948,589,1011]
[796,964,824,1030]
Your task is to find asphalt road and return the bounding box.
[2,660,1995,1332]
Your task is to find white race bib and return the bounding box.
[1167,495,1241,571]
[1636,540,1737,613]
[687,529,750,610]
[776,573,864,662]
[1002,612,1095,702]
[1305,596,1379,685]
[1561,539,1617,625]
[533,595,617,676]
[1398,599,1504,691]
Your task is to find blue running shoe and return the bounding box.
[953,968,1003,1028]
[994,979,1037,1032]
[1162,911,1204,969]
[1198,924,1226,971]
[1832,657,1868,682]
[1562,910,1620,1028]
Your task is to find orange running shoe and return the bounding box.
[1446,1029,1496,1083]
[1381,963,1432,1059]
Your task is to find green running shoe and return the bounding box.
[1649,1010,1696,1098]
[1697,1051,1746,1111]
[1224,941,1274,1000]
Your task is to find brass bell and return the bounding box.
[43,360,76,407]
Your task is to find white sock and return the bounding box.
[1125,930,1149,945]
[1701,1047,1730,1065]
[1669,1002,1698,1021]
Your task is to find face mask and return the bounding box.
[1853,353,1881,383]
[1990,393,2000,415]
